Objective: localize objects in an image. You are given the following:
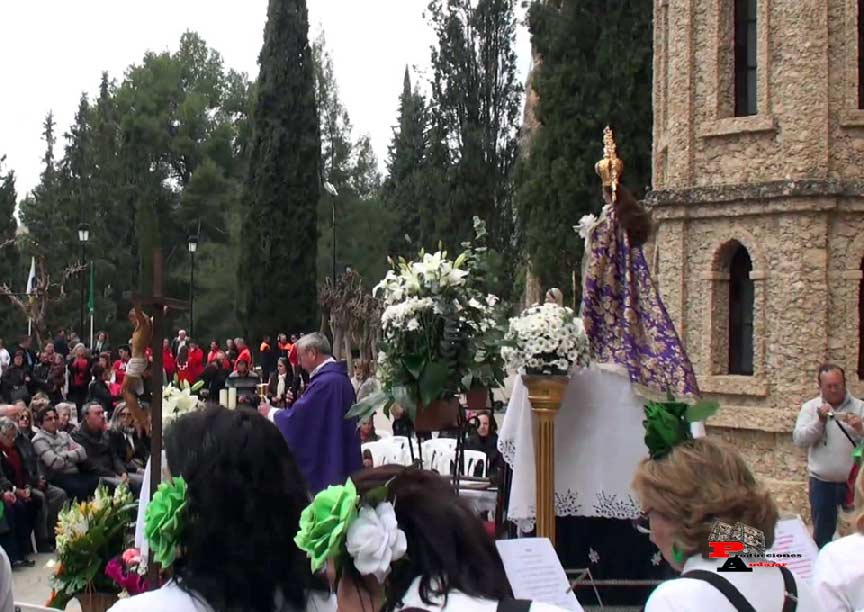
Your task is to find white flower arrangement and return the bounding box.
[162,380,204,426]
[501,303,590,376]
[345,501,408,583]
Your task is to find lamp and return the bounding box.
[187,234,199,338]
[78,223,90,337]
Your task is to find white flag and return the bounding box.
[26,257,36,295]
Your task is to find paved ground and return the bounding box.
[11,553,81,611]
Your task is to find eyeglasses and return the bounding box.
[632,511,652,535]
[119,412,131,417]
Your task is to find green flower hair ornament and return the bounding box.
[145,476,188,567]
[644,398,719,460]
[295,478,360,574]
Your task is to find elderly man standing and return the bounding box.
[794,363,864,547]
[259,333,361,493]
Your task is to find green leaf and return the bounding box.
[364,485,389,507]
[686,400,720,423]
[402,354,426,380]
[345,391,391,421]
[392,386,417,413]
[419,361,450,407]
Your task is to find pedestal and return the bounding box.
[523,375,568,545]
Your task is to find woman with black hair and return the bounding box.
[330,466,566,612]
[110,406,334,612]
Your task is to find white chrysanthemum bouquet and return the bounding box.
[349,219,507,422]
[501,303,590,376]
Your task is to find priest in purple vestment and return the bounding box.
[259,332,362,493]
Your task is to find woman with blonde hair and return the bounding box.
[633,436,821,611]
[812,466,864,611]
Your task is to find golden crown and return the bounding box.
[594,126,624,200]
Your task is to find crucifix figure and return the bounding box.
[121,248,187,580]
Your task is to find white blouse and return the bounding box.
[644,556,824,612]
[394,577,574,612]
[108,581,335,612]
[812,532,864,612]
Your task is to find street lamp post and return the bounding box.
[77,223,90,340]
[188,235,198,339]
[324,181,339,282]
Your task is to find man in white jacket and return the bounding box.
[793,363,864,548]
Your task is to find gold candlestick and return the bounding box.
[523,375,568,545]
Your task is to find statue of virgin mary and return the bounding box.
[579,126,699,398]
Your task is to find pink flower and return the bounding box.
[122,548,142,566]
[105,555,148,595]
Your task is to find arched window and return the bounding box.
[729,245,754,375]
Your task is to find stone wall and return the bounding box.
[646,183,864,519]
[651,0,864,522]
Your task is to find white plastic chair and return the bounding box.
[421,437,457,470]
[436,449,487,477]
[362,440,395,467]
[363,439,411,466]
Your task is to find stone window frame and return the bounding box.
[843,234,864,386]
[840,0,864,125]
[700,0,777,137]
[699,231,769,397]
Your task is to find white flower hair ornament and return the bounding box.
[295,477,408,584]
[346,501,408,583]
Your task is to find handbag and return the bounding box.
[834,419,860,507]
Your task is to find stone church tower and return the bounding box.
[647,0,864,515]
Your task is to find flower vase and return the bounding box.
[466,386,488,411]
[414,397,461,433]
[76,592,119,612]
[522,375,569,546]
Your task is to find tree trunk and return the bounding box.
[344,335,353,371]
[331,319,343,360]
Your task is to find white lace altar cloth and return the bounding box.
[498,367,648,532]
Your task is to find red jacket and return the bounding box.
[162,348,176,378]
[188,348,205,381]
[236,347,253,369]
[112,359,128,386]
[207,350,219,364]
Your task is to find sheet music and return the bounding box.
[496,538,584,611]
[767,517,819,581]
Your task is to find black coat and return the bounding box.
[1,365,30,403]
[200,363,229,401]
[0,434,43,487]
[53,337,69,357]
[73,425,126,478]
[87,380,114,417]
[108,430,149,471]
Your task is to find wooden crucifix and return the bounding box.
[121,248,187,582]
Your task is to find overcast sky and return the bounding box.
[0,0,530,199]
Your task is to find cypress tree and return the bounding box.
[515,0,653,298]
[0,156,21,340]
[383,67,431,257]
[239,0,321,338]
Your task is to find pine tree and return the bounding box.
[239,0,321,338]
[515,0,653,298]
